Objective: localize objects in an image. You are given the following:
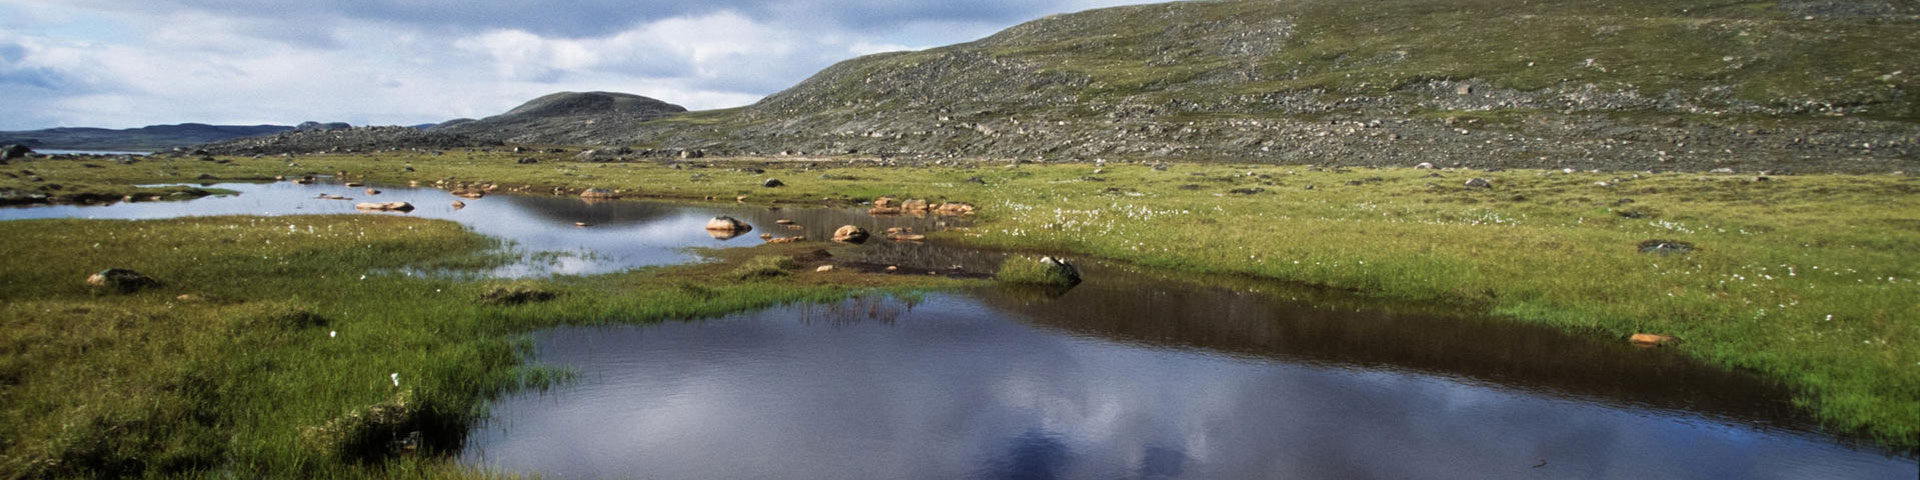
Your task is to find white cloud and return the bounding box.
[0,0,1169,130]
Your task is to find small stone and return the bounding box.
[816,265,834,272]
[451,201,466,209]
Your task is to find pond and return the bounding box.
[3,180,1913,479]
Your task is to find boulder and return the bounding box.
[344,182,364,187]
[766,236,804,244]
[1414,162,1434,169]
[873,196,898,209]
[451,201,466,209]
[888,234,927,242]
[1,144,31,160]
[451,189,485,199]
[832,225,869,243]
[1463,178,1493,189]
[762,178,785,188]
[516,157,539,164]
[1629,333,1677,347]
[934,202,977,215]
[901,198,930,213]
[815,265,834,272]
[579,188,619,199]
[355,202,415,212]
[705,216,751,232]
[775,218,796,225]
[365,188,380,195]
[868,206,903,215]
[87,268,158,293]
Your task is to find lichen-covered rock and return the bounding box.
[832,225,870,243]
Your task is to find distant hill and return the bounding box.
[0,123,296,152]
[597,0,1919,173]
[431,92,686,145]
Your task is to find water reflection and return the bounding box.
[461,287,1916,479]
[0,181,951,276]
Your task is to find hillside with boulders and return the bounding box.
[607,0,1918,173]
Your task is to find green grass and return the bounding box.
[0,215,960,478]
[6,149,1919,454]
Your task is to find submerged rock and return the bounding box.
[355,202,415,212]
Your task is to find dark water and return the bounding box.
[4,181,1913,478]
[0,181,947,276]
[462,262,1918,479]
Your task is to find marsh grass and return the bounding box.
[0,215,956,477]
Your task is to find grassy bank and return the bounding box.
[5,150,1918,449]
[0,214,958,477]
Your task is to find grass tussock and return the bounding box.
[995,256,1081,287]
[730,255,798,280]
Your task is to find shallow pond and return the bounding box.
[3,181,1913,478]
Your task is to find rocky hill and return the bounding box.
[605,0,1920,173]
[0,123,295,152]
[431,91,686,145]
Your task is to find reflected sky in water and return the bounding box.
[463,288,1917,479]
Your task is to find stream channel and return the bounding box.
[3,180,1913,479]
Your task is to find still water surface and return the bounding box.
[2,181,1912,478]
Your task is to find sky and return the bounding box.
[0,0,1161,130]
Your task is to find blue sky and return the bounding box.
[0,0,1159,130]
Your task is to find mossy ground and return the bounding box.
[3,149,1917,476]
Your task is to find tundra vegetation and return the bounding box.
[3,150,1916,470]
